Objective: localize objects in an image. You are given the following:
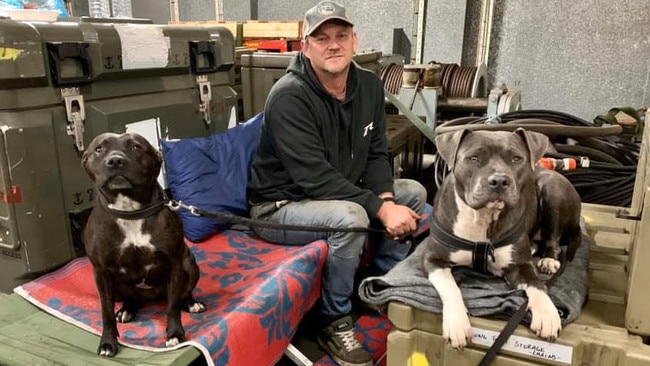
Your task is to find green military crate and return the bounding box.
[240,49,382,120]
[0,18,237,293]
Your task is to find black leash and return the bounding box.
[166,200,390,235]
[478,250,568,366]
[478,297,529,366]
[98,185,390,235]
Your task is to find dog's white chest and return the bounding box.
[449,192,513,276]
[109,194,155,252]
[116,218,154,251]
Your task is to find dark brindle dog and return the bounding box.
[82,132,206,357]
[422,128,580,349]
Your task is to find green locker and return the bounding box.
[0,18,237,292]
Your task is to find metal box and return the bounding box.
[240,49,382,120]
[0,18,237,292]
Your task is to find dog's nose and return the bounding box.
[488,173,511,192]
[106,153,126,168]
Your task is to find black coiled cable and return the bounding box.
[433,109,639,207]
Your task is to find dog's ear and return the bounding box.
[146,144,163,177]
[80,148,95,179]
[154,149,163,167]
[435,129,471,168]
[514,128,550,169]
[81,149,90,169]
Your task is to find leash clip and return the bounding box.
[166,200,182,211]
[165,200,202,217]
[189,205,200,216]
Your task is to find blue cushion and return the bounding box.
[161,113,263,242]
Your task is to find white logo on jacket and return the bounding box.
[363,121,374,137]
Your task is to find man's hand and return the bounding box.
[376,201,421,240]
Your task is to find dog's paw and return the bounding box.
[442,308,473,350]
[527,290,562,341]
[166,323,186,347]
[188,301,206,313]
[166,337,181,347]
[115,308,135,323]
[538,258,561,275]
[97,338,118,357]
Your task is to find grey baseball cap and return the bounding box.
[303,1,354,38]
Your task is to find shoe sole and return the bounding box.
[316,336,373,366]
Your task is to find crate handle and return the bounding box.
[46,42,93,86]
[189,40,220,74]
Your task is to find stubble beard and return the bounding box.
[322,57,350,77]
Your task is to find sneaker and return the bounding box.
[317,315,372,366]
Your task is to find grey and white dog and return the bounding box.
[422,128,581,349]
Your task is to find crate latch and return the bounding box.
[196,75,212,126]
[616,208,642,221]
[61,87,86,151]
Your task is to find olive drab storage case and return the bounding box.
[0,18,237,292]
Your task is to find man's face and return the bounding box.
[302,20,358,76]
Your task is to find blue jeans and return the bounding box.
[249,179,427,318]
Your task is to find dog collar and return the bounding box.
[430,216,526,275]
[98,192,167,220]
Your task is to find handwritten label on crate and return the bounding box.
[471,327,573,364]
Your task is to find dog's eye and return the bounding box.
[513,155,523,163]
[94,145,104,153]
[131,144,141,151]
[468,156,479,163]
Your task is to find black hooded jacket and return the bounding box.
[247,52,393,217]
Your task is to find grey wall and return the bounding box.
[461,0,481,67]
[223,0,256,20]
[483,0,649,121]
[249,0,414,58]
[132,0,168,23]
[113,0,650,121]
[423,0,467,64]
[179,0,215,21]
[70,0,169,21]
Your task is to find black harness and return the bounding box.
[429,215,526,274]
[430,214,559,366]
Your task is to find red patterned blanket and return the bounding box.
[15,206,430,365]
[15,230,327,366]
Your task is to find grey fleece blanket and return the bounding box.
[359,226,590,325]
